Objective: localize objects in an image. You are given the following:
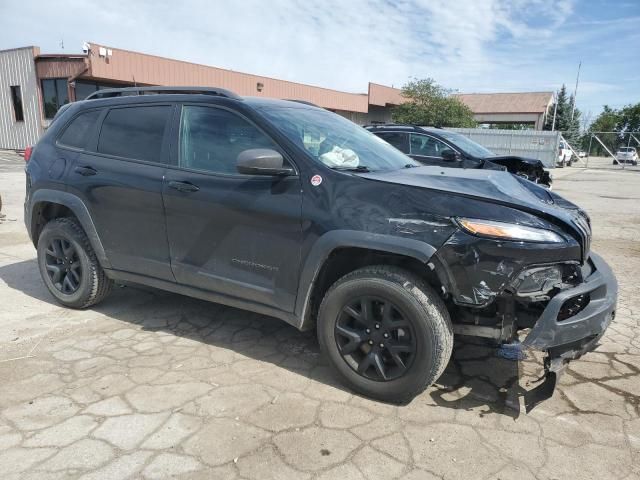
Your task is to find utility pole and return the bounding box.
[570,61,581,121]
[551,92,558,131]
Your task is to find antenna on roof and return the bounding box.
[60,38,64,50]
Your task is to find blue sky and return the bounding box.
[1,0,638,121]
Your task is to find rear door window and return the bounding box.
[375,132,409,154]
[57,110,102,150]
[97,105,172,162]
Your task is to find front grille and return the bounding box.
[573,212,592,261]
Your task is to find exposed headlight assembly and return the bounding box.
[457,218,565,243]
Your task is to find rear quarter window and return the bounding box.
[57,109,102,150]
[97,105,172,162]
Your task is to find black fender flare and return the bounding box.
[294,230,437,330]
[27,189,111,268]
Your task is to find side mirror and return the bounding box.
[441,149,461,162]
[236,149,293,176]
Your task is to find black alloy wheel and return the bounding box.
[335,296,416,381]
[44,237,82,294]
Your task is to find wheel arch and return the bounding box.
[28,190,111,269]
[295,230,444,331]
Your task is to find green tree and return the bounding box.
[392,78,476,127]
[544,85,583,149]
[587,103,640,155]
[564,94,582,145]
[589,105,620,133]
[618,103,640,133]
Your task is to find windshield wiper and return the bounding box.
[404,163,419,168]
[329,165,372,172]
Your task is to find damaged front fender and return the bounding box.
[435,230,581,307]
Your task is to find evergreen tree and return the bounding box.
[544,85,582,148]
[544,85,570,131]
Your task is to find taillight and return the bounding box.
[24,145,33,162]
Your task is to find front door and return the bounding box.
[409,133,454,167]
[162,104,303,312]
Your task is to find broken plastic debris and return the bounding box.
[496,341,527,361]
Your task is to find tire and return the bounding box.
[37,217,112,308]
[317,265,453,403]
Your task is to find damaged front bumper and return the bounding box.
[522,252,617,410]
[522,252,617,352]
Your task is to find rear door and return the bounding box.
[162,104,303,312]
[66,103,175,281]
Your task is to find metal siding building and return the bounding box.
[0,42,554,149]
[0,47,43,149]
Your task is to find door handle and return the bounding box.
[74,166,97,176]
[168,180,200,193]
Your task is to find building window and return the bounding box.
[10,86,24,122]
[74,80,124,101]
[41,79,69,119]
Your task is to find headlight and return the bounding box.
[457,218,565,243]
[513,266,562,294]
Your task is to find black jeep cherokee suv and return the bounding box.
[367,124,552,187]
[25,86,617,407]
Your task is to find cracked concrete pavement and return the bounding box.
[0,150,638,479]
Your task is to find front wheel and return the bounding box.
[317,266,453,403]
[37,217,113,309]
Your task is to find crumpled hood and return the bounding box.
[360,166,580,225]
[489,155,543,167]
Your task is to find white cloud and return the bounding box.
[0,0,636,113]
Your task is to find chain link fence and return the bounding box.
[560,131,640,171]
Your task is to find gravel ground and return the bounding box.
[0,150,638,480]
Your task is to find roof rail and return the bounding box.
[85,86,241,101]
[363,123,427,133]
[284,99,320,107]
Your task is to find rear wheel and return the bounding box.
[317,266,453,403]
[37,217,112,308]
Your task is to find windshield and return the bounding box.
[436,131,496,158]
[258,106,419,171]
[619,147,636,153]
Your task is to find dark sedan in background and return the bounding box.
[366,124,552,187]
